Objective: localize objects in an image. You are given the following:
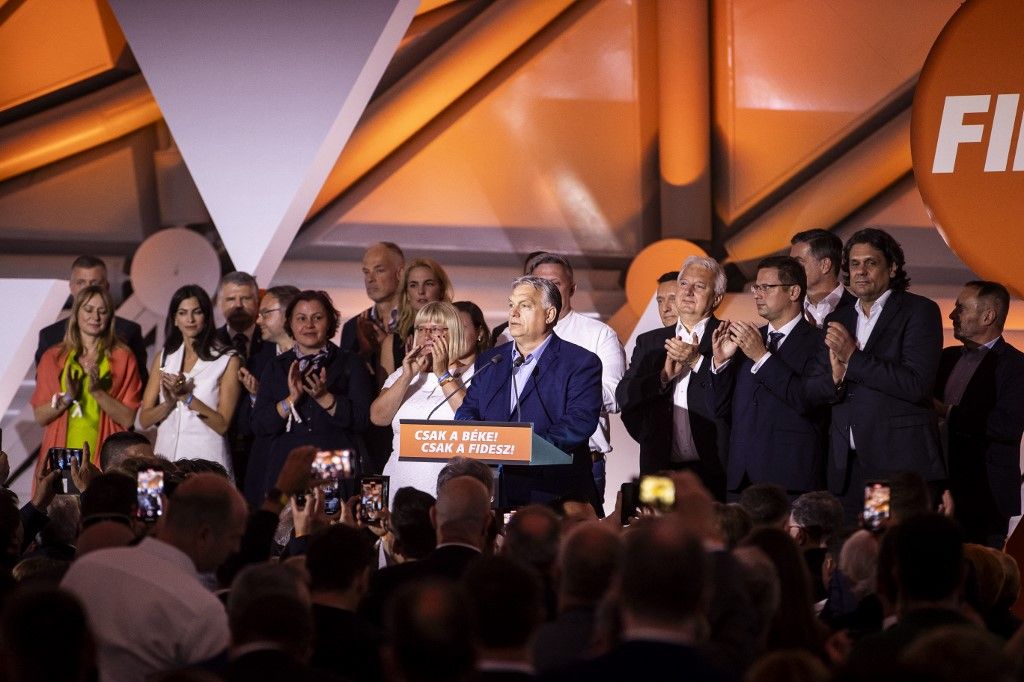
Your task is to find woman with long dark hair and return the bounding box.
[140,284,241,472]
[32,285,142,470]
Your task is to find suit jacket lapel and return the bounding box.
[514,334,560,414]
[480,348,513,418]
[862,290,903,354]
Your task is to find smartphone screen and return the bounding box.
[620,480,640,526]
[47,447,83,495]
[863,482,891,532]
[639,475,676,514]
[137,469,164,522]
[312,450,352,516]
[358,476,389,526]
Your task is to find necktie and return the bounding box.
[767,331,784,354]
[233,333,248,361]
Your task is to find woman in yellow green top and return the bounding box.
[32,285,143,476]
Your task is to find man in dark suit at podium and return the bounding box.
[214,271,263,488]
[455,276,602,511]
[36,255,149,383]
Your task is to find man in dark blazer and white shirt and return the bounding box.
[36,255,148,383]
[806,228,945,520]
[709,256,826,498]
[789,228,857,327]
[933,281,1024,548]
[617,256,730,501]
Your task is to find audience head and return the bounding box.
[413,301,467,365]
[619,517,708,630]
[548,493,599,533]
[454,300,491,356]
[37,494,79,558]
[790,228,843,290]
[436,456,494,499]
[746,650,830,682]
[173,458,230,479]
[163,284,220,359]
[0,588,95,682]
[714,502,753,550]
[739,484,790,529]
[463,556,544,654]
[901,625,1014,682]
[306,523,376,595]
[362,241,405,304]
[227,563,311,660]
[838,529,879,600]
[657,271,681,326]
[952,280,1010,345]
[842,227,910,298]
[385,580,476,682]
[676,255,726,325]
[508,275,561,342]
[76,521,136,557]
[525,252,575,318]
[993,550,1020,611]
[556,522,620,607]
[63,285,116,356]
[99,431,152,471]
[11,557,69,587]
[390,487,437,561]
[788,491,843,549]
[502,504,561,574]
[733,545,782,651]
[216,271,259,333]
[284,290,340,351]
[162,473,248,573]
[431,476,492,548]
[889,471,932,524]
[397,258,453,338]
[257,285,301,347]
[68,255,109,298]
[963,544,1005,619]
[889,513,964,606]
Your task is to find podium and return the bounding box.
[398,419,572,506]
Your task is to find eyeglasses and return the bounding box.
[749,283,791,294]
[258,307,281,318]
[415,325,448,335]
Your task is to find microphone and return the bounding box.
[511,354,525,423]
[426,355,503,420]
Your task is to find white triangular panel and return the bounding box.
[0,279,68,416]
[108,0,417,282]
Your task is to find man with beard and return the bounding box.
[215,271,262,489]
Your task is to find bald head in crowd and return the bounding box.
[160,473,248,574]
[557,522,620,607]
[430,476,492,549]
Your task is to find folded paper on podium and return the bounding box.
[397,420,571,466]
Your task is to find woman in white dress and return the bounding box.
[371,301,479,496]
[140,284,241,473]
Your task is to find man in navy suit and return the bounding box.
[934,281,1024,548]
[455,276,602,511]
[710,255,827,498]
[616,256,730,500]
[806,228,946,521]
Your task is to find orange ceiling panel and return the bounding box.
[0,0,126,112]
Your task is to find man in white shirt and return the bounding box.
[617,256,730,500]
[805,228,945,521]
[709,256,827,497]
[63,473,249,682]
[500,253,626,502]
[790,229,855,328]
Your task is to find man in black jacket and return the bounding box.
[36,255,148,383]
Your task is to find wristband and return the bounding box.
[184,392,195,407]
[438,371,453,386]
[324,397,337,411]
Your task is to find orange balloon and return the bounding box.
[624,239,708,316]
[911,0,1024,297]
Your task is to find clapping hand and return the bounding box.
[729,320,768,362]
[712,320,739,366]
[661,332,700,384]
[302,367,329,399]
[238,367,259,396]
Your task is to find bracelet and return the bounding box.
[184,392,195,407]
[438,371,454,386]
[324,397,337,411]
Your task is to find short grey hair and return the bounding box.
[511,275,562,320]
[218,271,258,295]
[679,256,727,298]
[524,252,574,282]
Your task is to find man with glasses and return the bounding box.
[617,256,730,500]
[709,256,827,500]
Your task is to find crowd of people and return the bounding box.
[0,227,1022,680]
